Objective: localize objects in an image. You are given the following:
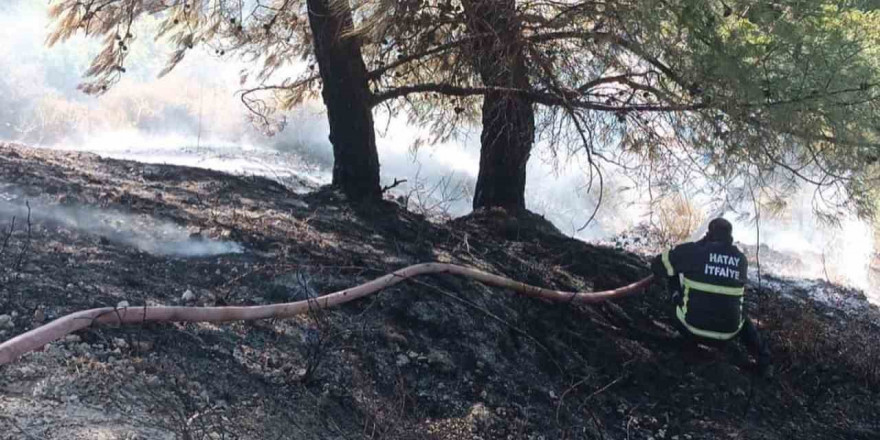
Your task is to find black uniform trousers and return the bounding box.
[670,289,771,367]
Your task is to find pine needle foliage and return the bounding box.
[46,0,880,218]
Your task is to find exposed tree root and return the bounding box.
[0,262,653,366]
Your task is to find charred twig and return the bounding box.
[0,216,14,257]
[14,202,31,271]
[748,178,764,291]
[301,294,338,383]
[381,178,408,194]
[585,373,628,401]
[555,375,592,424]
[821,251,831,284]
[112,302,129,328]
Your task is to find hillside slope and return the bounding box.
[0,143,878,440]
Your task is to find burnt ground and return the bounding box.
[0,142,878,440]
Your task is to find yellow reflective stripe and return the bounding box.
[682,277,744,296]
[676,307,742,340]
[661,250,675,276]
[680,274,689,315]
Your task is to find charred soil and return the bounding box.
[0,143,878,440]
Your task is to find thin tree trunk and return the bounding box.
[464,0,536,211]
[307,0,381,202]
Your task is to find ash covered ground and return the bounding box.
[0,143,878,440]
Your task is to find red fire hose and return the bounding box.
[0,262,653,366]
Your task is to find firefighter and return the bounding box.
[651,218,773,378]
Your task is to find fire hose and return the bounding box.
[0,262,653,366]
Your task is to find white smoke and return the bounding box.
[0,187,242,258]
[682,188,878,304]
[728,190,877,297]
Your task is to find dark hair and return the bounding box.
[705,218,733,244]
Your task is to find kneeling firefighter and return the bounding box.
[650,218,773,377]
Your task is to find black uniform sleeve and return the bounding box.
[650,254,668,279]
[651,243,689,279]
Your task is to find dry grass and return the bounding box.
[765,293,880,387]
[652,194,703,248]
[7,72,251,147]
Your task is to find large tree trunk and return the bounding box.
[473,92,535,210]
[464,0,535,211]
[307,0,381,202]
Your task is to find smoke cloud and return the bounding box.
[0,186,242,258]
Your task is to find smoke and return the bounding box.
[0,0,619,232]
[0,1,332,164]
[678,189,878,304]
[0,186,242,258]
[728,189,877,298]
[374,115,642,238]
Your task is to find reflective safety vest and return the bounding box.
[653,239,748,340]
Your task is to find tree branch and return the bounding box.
[366,34,489,81]
[528,31,688,89]
[372,82,707,112]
